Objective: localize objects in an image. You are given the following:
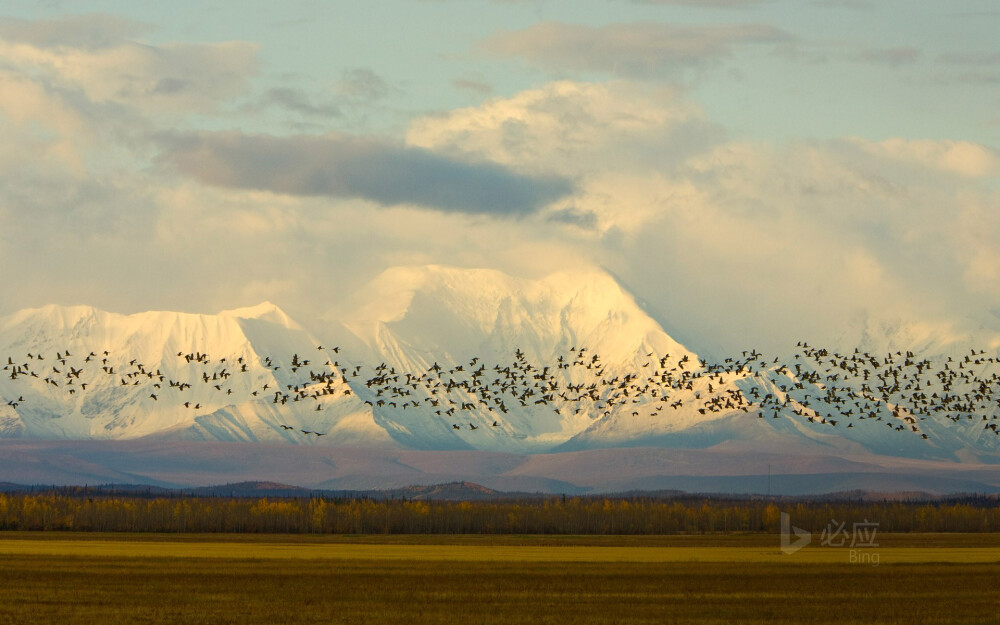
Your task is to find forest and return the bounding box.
[1,491,997,534]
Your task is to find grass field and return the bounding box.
[1,534,998,624]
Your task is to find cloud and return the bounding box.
[408,81,1000,353]
[452,78,494,95]
[856,47,920,66]
[0,18,257,114]
[937,52,1000,66]
[936,52,1000,82]
[140,182,587,326]
[0,71,95,172]
[253,71,392,122]
[608,136,1000,353]
[0,5,995,365]
[407,80,722,232]
[336,67,391,102]
[852,138,1000,178]
[408,80,721,176]
[546,207,598,228]
[157,131,573,216]
[261,87,342,117]
[481,21,792,79]
[0,13,149,50]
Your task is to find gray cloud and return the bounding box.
[452,78,494,95]
[262,87,343,117]
[937,52,1000,66]
[481,21,792,79]
[0,13,150,50]
[856,47,921,67]
[158,132,573,216]
[547,207,598,229]
[337,68,391,102]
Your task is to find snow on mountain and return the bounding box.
[340,265,692,365]
[331,264,704,451]
[331,265,999,461]
[1,266,998,465]
[0,303,392,447]
[824,309,1000,361]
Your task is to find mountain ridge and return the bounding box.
[1,439,997,495]
[2,264,999,467]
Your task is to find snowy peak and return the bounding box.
[326,264,706,452]
[219,301,301,329]
[3,286,997,462]
[0,303,310,378]
[341,264,696,367]
[1,304,102,335]
[0,303,390,446]
[827,311,1000,361]
[343,265,518,340]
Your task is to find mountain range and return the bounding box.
[2,265,998,493]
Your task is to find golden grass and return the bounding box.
[0,534,998,624]
[1,537,999,564]
[1,553,998,624]
[5,530,1000,547]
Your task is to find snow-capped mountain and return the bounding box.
[337,265,694,366]
[825,309,1000,362]
[0,303,391,446]
[331,265,701,451]
[1,265,998,464]
[328,265,997,461]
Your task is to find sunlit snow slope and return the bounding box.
[2,266,999,462]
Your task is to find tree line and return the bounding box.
[0,493,998,534]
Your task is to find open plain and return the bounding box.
[1,533,998,624]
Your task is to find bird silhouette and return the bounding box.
[5,337,999,448]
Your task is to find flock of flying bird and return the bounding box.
[2,341,1000,444]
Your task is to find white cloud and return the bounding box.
[408,81,1000,355]
[613,137,1000,353]
[0,17,262,315]
[408,80,715,173]
[0,8,996,363]
[853,138,1000,179]
[481,21,792,79]
[0,71,92,172]
[0,13,149,51]
[407,81,1000,353]
[408,80,725,233]
[0,27,257,115]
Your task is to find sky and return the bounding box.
[0,0,998,357]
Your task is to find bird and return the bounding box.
[4,339,996,449]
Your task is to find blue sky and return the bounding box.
[0,0,997,355]
[5,0,996,141]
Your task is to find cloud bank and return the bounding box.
[159,131,573,215]
[1,10,997,359]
